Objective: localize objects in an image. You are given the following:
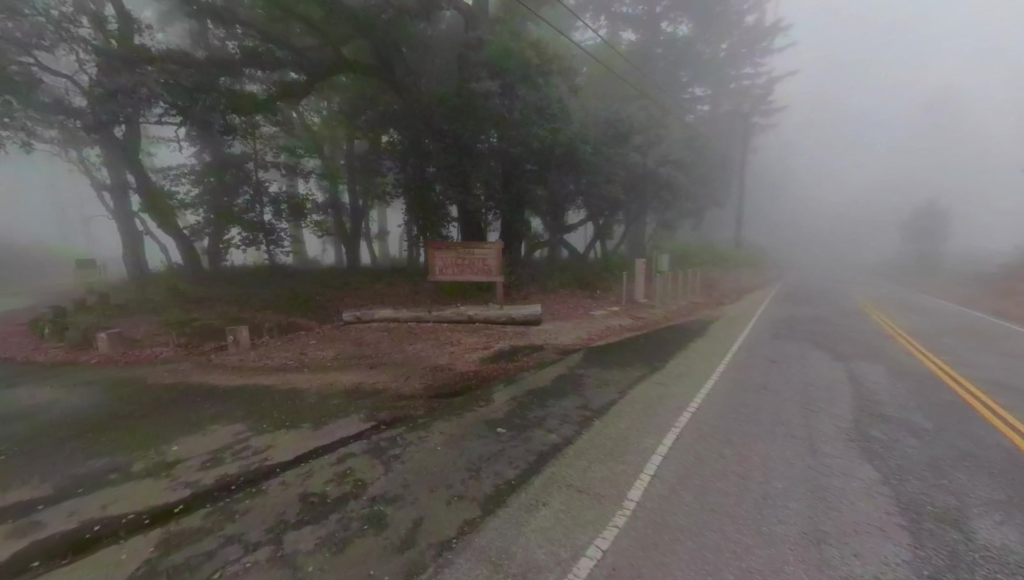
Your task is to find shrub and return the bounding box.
[657,242,762,271]
[518,255,630,292]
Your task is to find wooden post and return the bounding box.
[634,259,646,302]
[495,281,504,304]
[622,272,628,306]
[96,329,124,354]
[226,326,251,352]
[655,274,662,307]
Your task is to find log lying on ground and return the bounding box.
[342,304,542,326]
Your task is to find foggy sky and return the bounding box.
[2,0,1024,268]
[749,0,1024,264]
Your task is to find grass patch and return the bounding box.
[132,266,427,321]
[657,242,763,270]
[517,255,630,292]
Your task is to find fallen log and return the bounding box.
[342,304,542,326]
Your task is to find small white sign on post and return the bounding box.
[656,253,671,273]
[634,259,646,302]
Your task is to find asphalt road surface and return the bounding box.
[434,279,1024,580]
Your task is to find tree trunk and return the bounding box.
[206,218,227,270]
[457,198,488,242]
[107,125,205,277]
[376,203,391,268]
[344,135,366,271]
[86,162,148,281]
[544,219,563,263]
[625,198,650,260]
[135,213,174,268]
[404,223,417,267]
[343,233,362,271]
[559,238,584,260]
[498,158,527,277]
[582,224,602,259]
[322,169,348,269]
[330,208,346,268]
[283,158,310,267]
[102,161,149,281]
[332,236,345,268]
[194,123,235,271]
[191,19,235,270]
[363,219,378,268]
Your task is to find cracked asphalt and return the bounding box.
[8,275,1024,580]
[435,277,1024,580]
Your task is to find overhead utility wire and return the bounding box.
[552,0,682,108]
[509,0,687,124]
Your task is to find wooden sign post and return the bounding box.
[634,258,646,302]
[74,258,101,290]
[426,241,505,303]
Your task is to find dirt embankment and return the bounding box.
[0,270,768,580]
[898,268,1024,326]
[1,269,767,397]
[0,312,723,580]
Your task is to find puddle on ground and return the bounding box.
[2,319,714,580]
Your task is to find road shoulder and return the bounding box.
[428,287,775,580]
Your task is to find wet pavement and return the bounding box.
[0,311,712,580]
[435,278,1024,580]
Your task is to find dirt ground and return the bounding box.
[0,270,767,579]
[0,293,755,580]
[901,267,1024,325]
[0,270,765,397]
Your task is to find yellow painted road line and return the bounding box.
[866,303,1024,437]
[863,304,1024,455]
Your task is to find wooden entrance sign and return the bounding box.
[426,241,505,303]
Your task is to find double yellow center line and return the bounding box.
[863,303,1024,454]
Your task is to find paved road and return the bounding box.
[435,280,1024,580]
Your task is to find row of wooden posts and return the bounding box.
[621,258,702,306]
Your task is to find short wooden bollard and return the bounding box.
[634,259,647,302]
[226,326,251,352]
[96,329,124,354]
[622,272,628,306]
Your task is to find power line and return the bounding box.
[552,0,681,108]
[509,0,685,122]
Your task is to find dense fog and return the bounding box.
[1,0,1022,284]
[749,0,1024,269]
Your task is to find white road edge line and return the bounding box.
[916,292,1024,335]
[563,284,781,580]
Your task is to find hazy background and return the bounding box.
[748,0,1024,268]
[2,0,1023,273]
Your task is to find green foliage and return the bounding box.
[659,242,763,270]
[524,255,631,292]
[0,0,789,278]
